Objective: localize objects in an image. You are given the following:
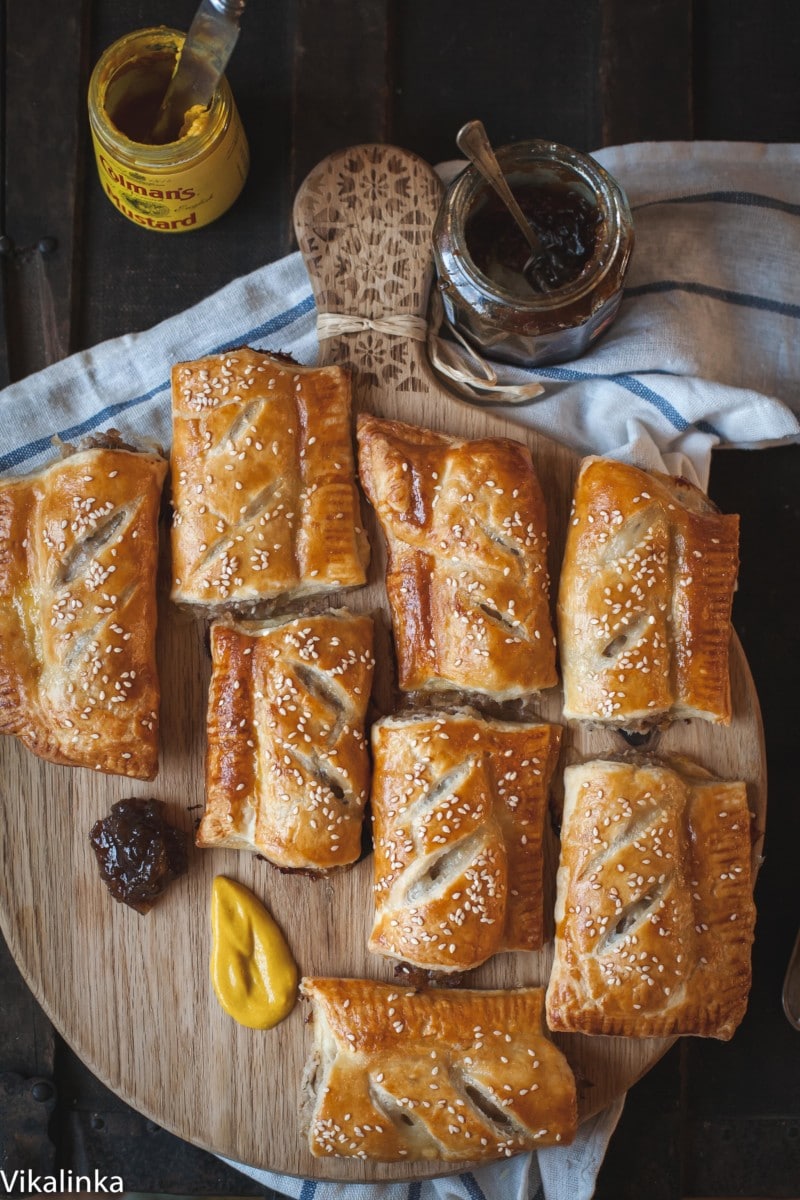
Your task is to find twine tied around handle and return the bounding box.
[315,298,545,406]
[316,312,428,342]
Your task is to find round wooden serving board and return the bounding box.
[0,145,766,1183]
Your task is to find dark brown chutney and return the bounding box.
[90,798,188,914]
[465,182,601,294]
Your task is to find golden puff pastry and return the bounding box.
[198,609,374,872]
[300,977,577,1161]
[0,443,167,779]
[357,414,557,699]
[369,709,561,973]
[558,456,739,726]
[546,757,755,1040]
[171,350,369,611]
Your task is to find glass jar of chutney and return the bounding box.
[433,140,634,368]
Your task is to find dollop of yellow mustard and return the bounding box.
[210,876,298,1029]
[178,103,211,140]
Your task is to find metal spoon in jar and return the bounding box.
[456,119,554,293]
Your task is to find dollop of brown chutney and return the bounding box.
[466,181,601,294]
[89,798,188,914]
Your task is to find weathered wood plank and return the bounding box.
[0,0,87,1168]
[3,0,89,378]
[693,0,800,140]
[594,1045,684,1200]
[0,935,56,1177]
[0,934,54,1080]
[0,250,10,390]
[599,0,693,145]
[0,0,10,388]
[289,0,391,200]
[390,0,600,162]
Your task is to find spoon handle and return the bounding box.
[456,120,545,259]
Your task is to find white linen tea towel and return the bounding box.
[0,141,798,1200]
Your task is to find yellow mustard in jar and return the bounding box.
[210,876,298,1030]
[87,27,249,232]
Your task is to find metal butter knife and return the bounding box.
[152,0,247,143]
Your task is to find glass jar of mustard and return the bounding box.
[433,140,634,367]
[88,27,249,233]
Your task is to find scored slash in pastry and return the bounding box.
[0,442,167,779]
[198,609,375,872]
[357,414,557,699]
[170,349,369,611]
[545,757,756,1040]
[369,709,561,973]
[300,977,577,1161]
[558,456,739,726]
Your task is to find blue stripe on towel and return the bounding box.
[0,283,725,467]
[299,1181,317,1200]
[624,279,800,320]
[459,1172,489,1200]
[408,1183,422,1200]
[632,189,800,218]
[473,362,723,439]
[0,292,316,472]
[0,379,173,471]
[610,372,723,436]
[210,292,315,353]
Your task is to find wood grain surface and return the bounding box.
[0,144,766,1183]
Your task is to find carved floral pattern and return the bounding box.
[295,145,444,404]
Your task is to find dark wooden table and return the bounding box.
[1,2,799,1196]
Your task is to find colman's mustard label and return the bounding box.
[91,108,249,233]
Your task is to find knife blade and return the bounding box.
[152,0,246,144]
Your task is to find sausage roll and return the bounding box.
[198,609,374,872]
[171,350,369,611]
[558,456,739,726]
[300,977,577,1161]
[546,757,755,1040]
[357,414,557,699]
[369,709,561,973]
[0,442,167,779]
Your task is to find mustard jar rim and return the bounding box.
[87,25,232,169]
